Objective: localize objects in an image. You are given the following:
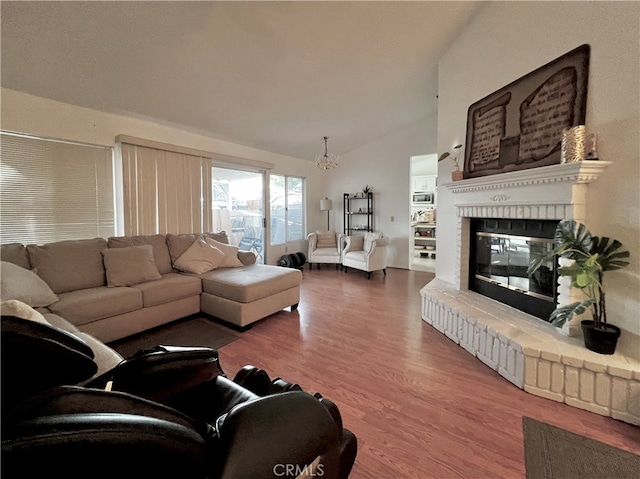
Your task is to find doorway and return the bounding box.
[211,167,265,264]
[409,154,438,272]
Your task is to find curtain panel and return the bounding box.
[120,143,213,235]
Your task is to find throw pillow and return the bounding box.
[107,234,173,274]
[0,299,49,324]
[316,232,337,248]
[237,251,257,266]
[101,245,162,287]
[204,237,243,268]
[166,233,201,265]
[363,231,383,253]
[173,237,226,274]
[0,261,59,307]
[203,231,230,244]
[166,232,230,265]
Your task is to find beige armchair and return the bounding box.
[342,232,390,279]
[307,230,345,270]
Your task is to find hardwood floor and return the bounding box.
[217,267,640,478]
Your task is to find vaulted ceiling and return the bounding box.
[1,1,482,159]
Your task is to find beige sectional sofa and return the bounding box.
[1,232,302,343]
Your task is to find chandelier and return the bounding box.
[315,136,339,170]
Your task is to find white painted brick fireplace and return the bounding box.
[421,161,640,425]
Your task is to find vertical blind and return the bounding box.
[120,143,213,235]
[0,132,114,244]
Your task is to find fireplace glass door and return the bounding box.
[469,219,558,321]
[475,232,555,301]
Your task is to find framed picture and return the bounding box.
[463,44,590,179]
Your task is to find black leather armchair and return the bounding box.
[1,316,357,479]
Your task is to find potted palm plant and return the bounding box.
[527,220,631,354]
[438,144,464,181]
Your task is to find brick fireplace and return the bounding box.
[420,161,640,425]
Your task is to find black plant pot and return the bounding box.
[581,320,621,355]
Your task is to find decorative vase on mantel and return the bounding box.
[438,144,464,182]
[451,170,464,181]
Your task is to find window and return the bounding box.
[0,131,114,244]
[269,174,305,245]
[211,167,265,264]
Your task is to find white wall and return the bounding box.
[436,2,640,337]
[411,154,438,176]
[1,88,329,264]
[323,115,437,269]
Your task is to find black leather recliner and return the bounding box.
[1,316,357,479]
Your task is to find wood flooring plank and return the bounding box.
[216,267,640,478]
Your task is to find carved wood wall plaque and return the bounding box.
[463,45,590,179]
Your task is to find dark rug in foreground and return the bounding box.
[523,416,640,479]
[109,316,239,359]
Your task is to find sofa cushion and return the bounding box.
[107,234,173,274]
[201,264,301,303]
[129,273,202,307]
[203,238,243,268]
[316,231,337,248]
[48,286,143,327]
[310,248,343,264]
[173,237,226,274]
[0,243,30,269]
[1,299,49,324]
[41,312,82,335]
[166,232,229,265]
[344,251,366,263]
[0,261,59,307]
[27,238,108,294]
[102,245,162,287]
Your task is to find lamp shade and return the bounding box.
[320,198,333,211]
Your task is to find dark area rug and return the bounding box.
[523,416,640,479]
[108,316,239,359]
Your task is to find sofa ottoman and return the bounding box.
[200,264,302,328]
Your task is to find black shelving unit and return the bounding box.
[343,192,373,234]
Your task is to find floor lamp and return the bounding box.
[320,198,332,231]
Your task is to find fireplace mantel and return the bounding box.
[445,161,611,194]
[440,161,611,296]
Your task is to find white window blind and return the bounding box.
[0,132,114,244]
[120,143,213,235]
